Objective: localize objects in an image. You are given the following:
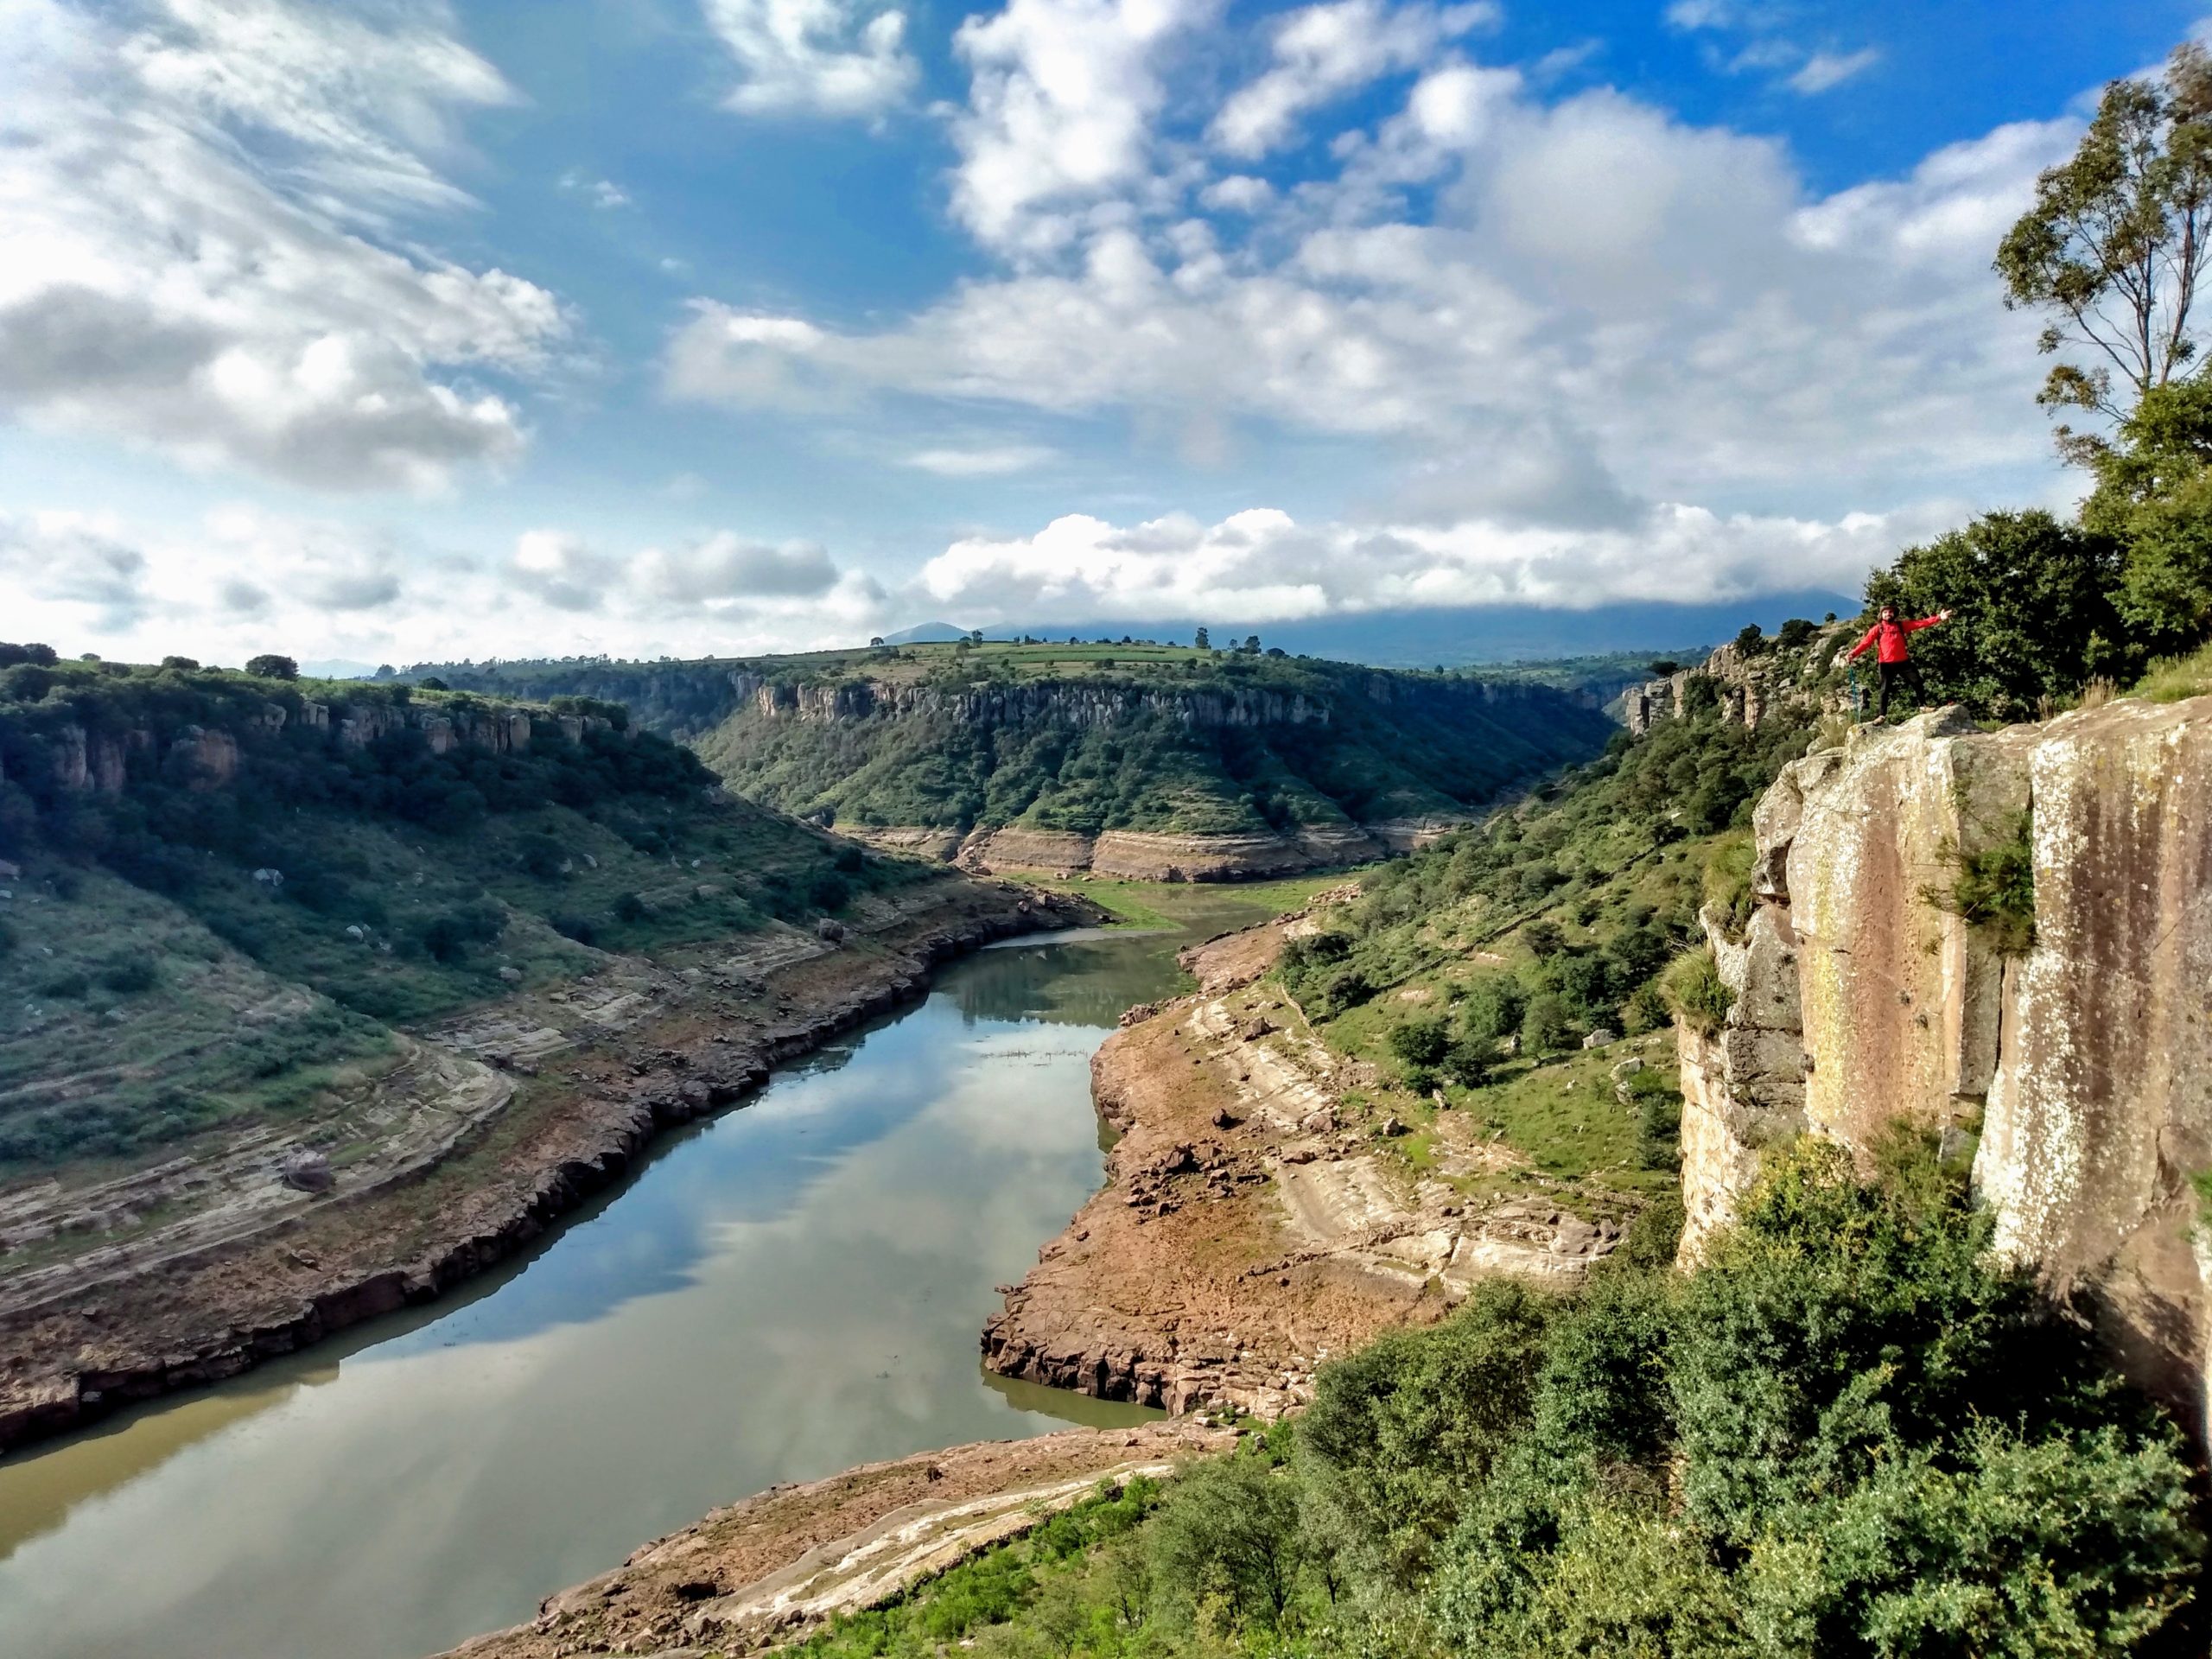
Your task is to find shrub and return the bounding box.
[416,900,504,963]
[99,958,158,995]
[611,892,646,924]
[1387,1014,1450,1070]
[550,912,599,946]
[37,969,90,999]
[1924,812,2037,957]
[1518,992,1578,1056]
[1700,830,1755,941]
[1442,1036,1497,1089]
[1658,946,1733,1037]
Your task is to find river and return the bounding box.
[0,904,1272,1659]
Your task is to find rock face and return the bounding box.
[1677,696,2212,1440]
[982,920,1624,1419]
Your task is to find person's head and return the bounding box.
[1879,604,1896,622]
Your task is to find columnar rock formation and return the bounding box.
[33,697,606,798]
[1677,697,2212,1440]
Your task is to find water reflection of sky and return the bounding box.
[0,928,1211,1659]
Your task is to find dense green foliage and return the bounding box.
[406,645,1615,839]
[698,663,1611,837]
[1276,648,1821,1045]
[803,1144,2202,1659]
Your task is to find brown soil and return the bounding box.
[439,1421,1235,1659]
[0,878,1098,1454]
[981,920,1620,1417]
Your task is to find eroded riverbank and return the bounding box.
[0,897,1294,1659]
[0,879,1089,1453]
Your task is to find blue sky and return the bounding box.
[0,0,2201,665]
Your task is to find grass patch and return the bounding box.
[1658,945,1733,1037]
[2131,639,2212,704]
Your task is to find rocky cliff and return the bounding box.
[1676,696,2212,1439]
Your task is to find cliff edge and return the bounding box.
[1679,695,2212,1440]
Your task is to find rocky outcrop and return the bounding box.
[1627,623,1857,735]
[950,822,1416,882]
[29,696,585,798]
[983,932,1624,1419]
[1676,696,2212,1440]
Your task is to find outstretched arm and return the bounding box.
[1845,625,1878,660]
[1904,609,1953,632]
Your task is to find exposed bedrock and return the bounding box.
[843,821,1459,882]
[1676,697,2212,1441]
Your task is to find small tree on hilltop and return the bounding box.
[1194,626,1211,650]
[1997,43,2212,462]
[245,653,299,680]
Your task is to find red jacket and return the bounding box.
[1847,614,1942,665]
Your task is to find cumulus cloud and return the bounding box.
[949,0,1217,254]
[1209,0,1495,158]
[0,0,569,490]
[3,506,898,665]
[633,532,842,601]
[702,0,918,118]
[669,54,2073,534]
[917,498,1959,624]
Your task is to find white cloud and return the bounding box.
[1788,47,1880,94]
[1199,175,1275,213]
[949,0,1217,255]
[702,0,918,119]
[633,531,843,601]
[670,62,2075,536]
[1,506,897,665]
[0,0,569,491]
[916,498,1957,623]
[560,170,632,208]
[1209,0,1495,159]
[900,444,1059,475]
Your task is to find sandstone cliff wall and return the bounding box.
[1676,696,2212,1440]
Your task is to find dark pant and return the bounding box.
[1876,659,1924,717]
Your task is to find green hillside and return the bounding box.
[0,653,925,1167]
[416,643,1618,839]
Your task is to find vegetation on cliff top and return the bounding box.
[410,644,1618,842]
[798,1141,2202,1659]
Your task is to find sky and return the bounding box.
[0,0,2201,668]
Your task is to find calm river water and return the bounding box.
[0,909,1267,1659]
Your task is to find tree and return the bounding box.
[2084,378,2212,647]
[160,655,200,671]
[1647,659,1681,677]
[868,636,885,647]
[1732,623,1768,657]
[1243,634,1262,653]
[1521,992,1579,1056]
[245,654,299,680]
[1864,509,2131,714]
[1194,626,1211,650]
[1997,43,2212,461]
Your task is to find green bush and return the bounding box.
[99,958,158,995]
[1518,991,1578,1056]
[1658,946,1733,1037]
[1387,1014,1450,1070]
[1925,812,2037,957]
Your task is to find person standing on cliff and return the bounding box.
[1847,603,1953,719]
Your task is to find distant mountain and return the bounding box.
[874,594,1859,671]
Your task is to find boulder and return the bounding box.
[815,918,847,944]
[279,1152,335,1194]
